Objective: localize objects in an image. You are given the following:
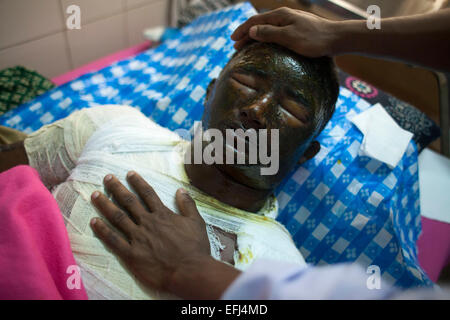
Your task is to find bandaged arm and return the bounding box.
[22,110,96,189]
[23,105,136,189]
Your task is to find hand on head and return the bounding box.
[231,7,337,57]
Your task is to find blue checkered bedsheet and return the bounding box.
[0,2,430,288]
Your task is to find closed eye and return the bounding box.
[281,100,310,124]
[230,73,258,91]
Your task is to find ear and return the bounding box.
[298,141,320,165]
[205,79,216,102]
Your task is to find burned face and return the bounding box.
[201,42,337,190]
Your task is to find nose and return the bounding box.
[239,109,264,130]
[239,97,270,130]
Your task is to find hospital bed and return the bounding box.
[1,2,448,287]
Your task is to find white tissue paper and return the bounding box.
[350,103,414,168]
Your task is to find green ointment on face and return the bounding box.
[202,42,339,191]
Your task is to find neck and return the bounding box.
[184,161,271,213]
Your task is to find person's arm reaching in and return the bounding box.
[231,7,450,73]
[89,171,241,300]
[90,172,450,299]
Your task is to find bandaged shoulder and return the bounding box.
[24,105,149,188]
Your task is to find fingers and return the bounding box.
[233,25,288,51]
[90,217,131,257]
[248,24,287,45]
[231,8,288,41]
[175,188,203,220]
[233,34,250,51]
[126,171,164,211]
[91,190,138,239]
[103,174,143,224]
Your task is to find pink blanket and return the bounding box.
[0,165,87,300]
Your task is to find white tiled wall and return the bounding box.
[0,0,170,78]
[127,0,169,46]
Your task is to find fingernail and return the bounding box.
[179,188,187,194]
[249,26,257,38]
[127,171,136,178]
[104,174,113,182]
[90,218,97,226]
[92,191,100,199]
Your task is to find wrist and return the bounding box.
[167,254,241,299]
[330,19,367,55]
[166,254,210,292]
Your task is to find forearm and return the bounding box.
[331,9,450,72]
[168,256,241,300]
[0,141,29,173]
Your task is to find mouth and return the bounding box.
[220,121,258,160]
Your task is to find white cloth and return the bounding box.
[350,103,413,168]
[24,105,306,300]
[419,148,450,223]
[222,259,450,300]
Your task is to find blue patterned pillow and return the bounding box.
[337,69,441,152]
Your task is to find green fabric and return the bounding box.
[0,66,55,116]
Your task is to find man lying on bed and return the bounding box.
[0,42,339,299]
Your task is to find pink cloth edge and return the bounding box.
[0,165,88,300]
[417,216,450,282]
[52,41,152,86]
